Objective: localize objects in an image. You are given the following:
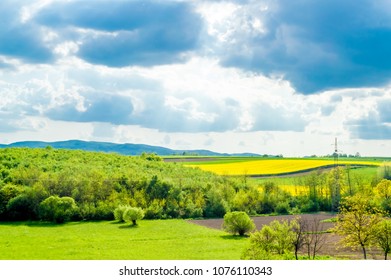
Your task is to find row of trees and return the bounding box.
[227,193,391,260]
[223,212,327,260]
[0,148,390,223]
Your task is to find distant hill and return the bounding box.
[0,140,261,157]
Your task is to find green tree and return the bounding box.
[0,184,23,218]
[113,205,129,222]
[290,217,307,260]
[123,207,144,226]
[333,195,383,259]
[39,196,78,223]
[374,179,391,200]
[222,211,255,236]
[242,219,294,260]
[374,219,391,260]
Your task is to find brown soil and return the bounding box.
[188,213,385,260]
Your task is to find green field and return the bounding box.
[0,220,248,260]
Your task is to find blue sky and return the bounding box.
[0,0,390,156]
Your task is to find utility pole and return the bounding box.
[331,137,340,212]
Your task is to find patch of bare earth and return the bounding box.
[188,213,384,260]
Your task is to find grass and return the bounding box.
[0,219,249,260]
[186,158,381,176]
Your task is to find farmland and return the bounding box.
[183,157,383,176]
[1,147,390,260]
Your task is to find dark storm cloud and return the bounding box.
[36,0,203,67]
[0,1,53,63]
[46,93,134,125]
[222,0,391,94]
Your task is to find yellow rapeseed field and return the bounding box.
[186,159,380,176]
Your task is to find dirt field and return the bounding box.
[188,213,385,260]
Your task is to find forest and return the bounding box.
[0,147,390,223]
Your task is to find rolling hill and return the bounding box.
[0,140,260,157]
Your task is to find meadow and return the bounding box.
[0,219,247,260]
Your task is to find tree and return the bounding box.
[113,205,129,222]
[374,219,391,260]
[39,196,78,223]
[242,219,294,260]
[374,179,391,200]
[223,211,255,236]
[123,207,144,226]
[304,216,327,260]
[333,195,383,259]
[290,217,307,260]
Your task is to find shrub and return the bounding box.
[275,201,290,214]
[242,219,294,260]
[123,207,145,226]
[114,205,129,222]
[39,195,78,223]
[223,211,255,236]
[6,194,36,220]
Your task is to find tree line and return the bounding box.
[0,147,390,223]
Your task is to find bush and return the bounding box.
[275,201,290,214]
[223,211,255,236]
[113,205,129,222]
[123,207,145,226]
[39,196,78,223]
[6,194,36,220]
[242,219,294,260]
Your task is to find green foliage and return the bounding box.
[0,184,23,217]
[0,147,386,223]
[379,163,391,180]
[113,205,129,222]
[242,219,294,260]
[333,195,384,259]
[123,207,144,225]
[0,147,232,221]
[222,211,255,236]
[260,182,293,214]
[39,195,78,223]
[140,152,163,162]
[374,219,391,260]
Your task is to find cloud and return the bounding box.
[346,95,391,140]
[46,92,134,125]
[251,103,306,132]
[349,118,391,140]
[378,99,391,122]
[127,92,241,133]
[0,1,53,63]
[36,0,203,67]
[207,0,391,94]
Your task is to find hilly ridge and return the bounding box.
[0,140,260,157]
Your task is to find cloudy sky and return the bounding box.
[0,0,390,157]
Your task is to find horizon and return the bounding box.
[1,138,390,158]
[0,0,390,157]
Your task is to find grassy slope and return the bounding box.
[0,220,248,260]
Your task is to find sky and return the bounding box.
[0,0,390,157]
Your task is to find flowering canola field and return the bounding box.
[186,158,380,176]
